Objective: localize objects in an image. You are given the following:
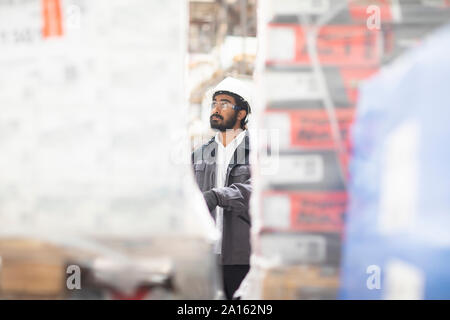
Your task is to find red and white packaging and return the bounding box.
[260,150,347,191]
[263,108,355,151]
[264,66,378,108]
[266,24,382,67]
[257,231,342,265]
[260,191,347,233]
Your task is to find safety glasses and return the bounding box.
[210,101,240,111]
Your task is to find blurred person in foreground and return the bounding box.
[192,77,253,300]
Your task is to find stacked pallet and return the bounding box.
[252,0,449,299]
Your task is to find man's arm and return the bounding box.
[204,179,252,220]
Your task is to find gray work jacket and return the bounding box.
[191,131,252,265]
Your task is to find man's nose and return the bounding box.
[211,104,221,114]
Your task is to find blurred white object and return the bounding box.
[0,0,216,248]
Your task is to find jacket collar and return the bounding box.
[202,130,250,164]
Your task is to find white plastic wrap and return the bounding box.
[0,0,218,298]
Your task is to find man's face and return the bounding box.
[210,94,239,132]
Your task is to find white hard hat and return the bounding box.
[212,77,253,108]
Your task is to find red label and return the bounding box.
[296,25,381,67]
[265,108,356,150]
[291,192,347,233]
[291,109,354,150]
[267,24,381,67]
[262,191,347,233]
[42,0,63,38]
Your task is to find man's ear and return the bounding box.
[238,109,247,121]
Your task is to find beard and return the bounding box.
[210,112,238,132]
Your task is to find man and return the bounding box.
[191,77,252,300]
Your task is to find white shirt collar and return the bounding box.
[214,130,246,149]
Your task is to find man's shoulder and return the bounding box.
[191,136,216,163]
[192,136,215,152]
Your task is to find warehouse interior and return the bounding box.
[0,0,449,300]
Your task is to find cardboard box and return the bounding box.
[263,108,355,151]
[347,0,450,25]
[266,24,382,67]
[258,232,341,266]
[261,191,347,233]
[262,265,340,300]
[0,239,66,298]
[267,0,450,25]
[260,151,346,191]
[264,66,378,109]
